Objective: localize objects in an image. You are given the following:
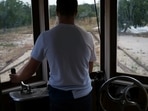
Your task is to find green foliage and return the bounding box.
[49,5,56,18]
[0,0,31,31]
[0,1,99,31]
[118,0,148,32]
[49,3,99,19]
[77,4,96,19]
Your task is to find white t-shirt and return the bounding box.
[31,24,96,98]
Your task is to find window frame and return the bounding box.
[103,0,148,85]
[2,0,147,92]
[1,0,49,91]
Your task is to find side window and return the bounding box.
[117,0,148,79]
[0,0,33,85]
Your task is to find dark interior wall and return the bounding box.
[0,86,3,111]
[1,82,148,111]
[1,93,15,111]
[1,93,49,111]
[1,80,103,111]
[13,97,50,111]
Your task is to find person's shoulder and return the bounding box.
[75,25,87,33]
[75,25,92,36]
[37,30,50,40]
[41,29,51,35]
[44,30,51,34]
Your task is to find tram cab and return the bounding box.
[0,0,148,111]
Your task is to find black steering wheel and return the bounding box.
[99,76,148,111]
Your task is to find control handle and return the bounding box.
[11,68,16,74]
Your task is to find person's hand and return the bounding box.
[9,74,21,83]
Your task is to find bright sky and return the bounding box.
[21,0,97,5]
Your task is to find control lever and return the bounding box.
[11,68,32,94]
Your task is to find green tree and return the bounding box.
[0,0,31,31]
[0,1,8,30]
[49,5,56,18]
[49,4,98,20]
[118,0,148,32]
[77,4,96,19]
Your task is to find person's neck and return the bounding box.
[58,16,75,25]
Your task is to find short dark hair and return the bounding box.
[56,0,78,16]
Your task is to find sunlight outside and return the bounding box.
[0,0,33,83]
[117,0,148,77]
[0,0,101,83]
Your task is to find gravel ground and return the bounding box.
[117,35,148,76]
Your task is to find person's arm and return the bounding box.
[89,62,94,73]
[9,57,41,83]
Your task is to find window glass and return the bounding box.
[117,0,148,76]
[0,0,33,83]
[48,0,101,72]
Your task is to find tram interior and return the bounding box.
[0,0,148,111]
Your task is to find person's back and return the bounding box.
[26,0,96,111]
[48,0,96,111]
[47,24,91,87]
[38,23,95,96]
